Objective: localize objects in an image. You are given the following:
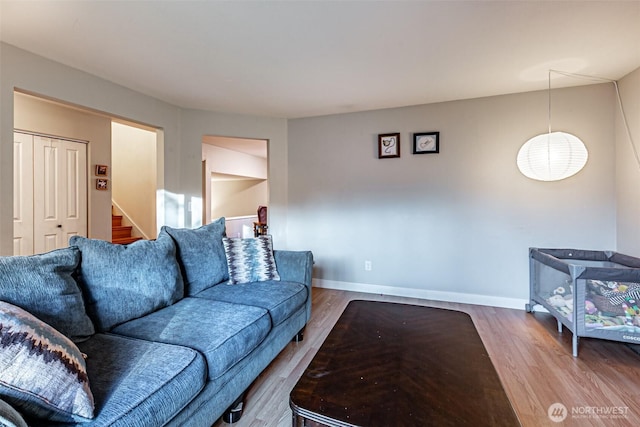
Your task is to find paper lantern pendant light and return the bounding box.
[517,70,590,182]
[517,131,588,181]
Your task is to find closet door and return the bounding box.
[33,136,88,254]
[13,132,34,255]
[13,132,88,255]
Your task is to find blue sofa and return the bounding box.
[0,218,313,427]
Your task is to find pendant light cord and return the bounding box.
[548,70,552,135]
[550,69,640,171]
[614,81,640,171]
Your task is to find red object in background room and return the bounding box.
[254,206,268,237]
[258,206,267,224]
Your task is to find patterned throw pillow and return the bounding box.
[0,301,94,422]
[222,235,280,285]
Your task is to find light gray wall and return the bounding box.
[287,84,617,306]
[0,43,182,254]
[615,67,640,256]
[2,42,635,308]
[0,43,289,255]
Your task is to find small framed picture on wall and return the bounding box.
[378,133,400,159]
[96,178,108,191]
[95,164,108,176]
[413,132,439,154]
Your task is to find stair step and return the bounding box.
[111,209,143,245]
[112,236,142,245]
[112,215,123,227]
[112,225,133,239]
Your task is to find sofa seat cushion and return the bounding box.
[195,281,308,326]
[70,333,206,427]
[111,298,271,380]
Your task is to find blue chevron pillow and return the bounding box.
[222,236,280,284]
[0,301,94,422]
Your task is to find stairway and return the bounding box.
[112,214,142,245]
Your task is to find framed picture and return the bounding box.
[413,132,439,154]
[95,164,108,176]
[378,133,400,158]
[96,178,108,190]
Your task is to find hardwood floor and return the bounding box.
[214,288,640,426]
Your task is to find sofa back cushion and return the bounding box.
[70,233,183,331]
[0,247,94,342]
[161,217,228,295]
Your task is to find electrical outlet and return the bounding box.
[364,260,372,271]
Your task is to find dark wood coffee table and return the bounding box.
[290,300,520,426]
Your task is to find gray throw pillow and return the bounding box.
[0,247,94,342]
[70,232,183,331]
[0,301,94,422]
[162,217,228,295]
[223,235,280,284]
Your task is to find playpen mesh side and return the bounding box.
[530,248,640,345]
[532,261,574,322]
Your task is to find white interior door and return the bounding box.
[13,132,34,255]
[13,132,88,255]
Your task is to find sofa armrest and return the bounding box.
[274,250,314,324]
[0,398,28,427]
[273,250,314,289]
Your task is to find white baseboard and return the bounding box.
[312,279,529,310]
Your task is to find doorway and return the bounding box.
[202,136,268,237]
[13,131,88,255]
[111,121,158,241]
[13,90,163,252]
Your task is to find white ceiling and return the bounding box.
[1,1,639,119]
